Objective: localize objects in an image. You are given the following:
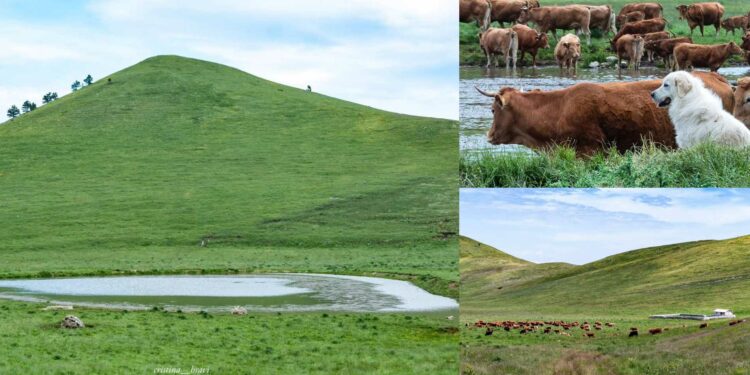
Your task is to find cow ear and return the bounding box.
[676,77,693,98]
[495,94,504,108]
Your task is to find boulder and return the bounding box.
[61,315,85,329]
[589,61,600,69]
[231,306,248,315]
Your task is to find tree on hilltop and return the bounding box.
[42,92,59,104]
[83,75,93,86]
[71,81,81,92]
[22,100,37,113]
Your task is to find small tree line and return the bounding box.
[6,74,94,120]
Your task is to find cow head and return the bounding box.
[535,32,549,49]
[676,5,689,20]
[728,42,744,55]
[735,78,750,120]
[517,6,531,24]
[476,86,518,145]
[561,40,582,60]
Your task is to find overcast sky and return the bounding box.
[460,189,750,265]
[0,0,457,121]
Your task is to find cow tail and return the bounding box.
[482,0,492,31]
[510,31,519,69]
[608,7,617,35]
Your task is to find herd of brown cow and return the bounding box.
[461,0,750,73]
[471,318,746,339]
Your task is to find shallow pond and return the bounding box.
[0,274,458,313]
[460,66,750,154]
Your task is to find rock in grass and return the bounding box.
[43,305,73,311]
[231,306,248,315]
[61,315,85,329]
[589,61,600,69]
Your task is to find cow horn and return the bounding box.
[475,86,497,97]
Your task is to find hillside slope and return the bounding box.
[0,56,457,286]
[461,236,750,317]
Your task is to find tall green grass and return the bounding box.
[460,142,750,187]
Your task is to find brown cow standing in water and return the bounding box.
[644,37,693,69]
[517,5,592,45]
[474,72,734,155]
[555,34,581,75]
[512,24,549,67]
[639,31,670,62]
[460,0,492,30]
[615,34,645,72]
[617,2,663,28]
[479,28,519,69]
[676,2,725,36]
[673,42,744,71]
[613,18,667,44]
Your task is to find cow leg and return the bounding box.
[700,24,704,37]
[532,52,537,68]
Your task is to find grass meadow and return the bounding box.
[0,55,458,373]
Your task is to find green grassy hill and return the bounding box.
[0,55,458,292]
[461,0,750,66]
[460,236,750,375]
[461,235,750,319]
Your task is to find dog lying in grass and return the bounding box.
[651,71,750,148]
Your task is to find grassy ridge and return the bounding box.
[0,55,457,286]
[460,142,750,187]
[459,236,750,374]
[460,0,750,66]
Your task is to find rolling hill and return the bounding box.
[461,235,750,318]
[0,55,458,292]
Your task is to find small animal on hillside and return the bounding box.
[555,33,581,75]
[307,85,312,92]
[648,328,663,335]
[699,323,709,329]
[485,327,494,336]
[629,329,639,337]
[651,71,750,149]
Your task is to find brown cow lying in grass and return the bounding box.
[674,42,744,72]
[512,24,549,67]
[734,77,750,128]
[615,34,645,72]
[617,2,663,27]
[677,2,725,36]
[479,28,519,69]
[721,15,749,36]
[644,37,692,69]
[517,5,592,45]
[555,34,581,75]
[475,72,734,155]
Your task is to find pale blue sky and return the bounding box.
[460,189,750,265]
[0,0,457,120]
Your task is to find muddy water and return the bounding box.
[460,66,750,154]
[0,274,458,313]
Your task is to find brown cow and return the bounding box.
[699,323,709,329]
[479,28,519,69]
[721,15,749,35]
[555,34,581,75]
[617,2,663,28]
[674,42,744,72]
[512,24,549,67]
[615,34,645,72]
[517,5,592,45]
[677,2,725,36]
[645,37,692,69]
[640,31,670,62]
[488,0,539,27]
[460,0,492,30]
[734,77,750,128]
[629,330,639,337]
[617,10,646,28]
[649,328,663,335]
[475,72,734,155]
[613,18,667,44]
[743,32,750,65]
[586,5,617,35]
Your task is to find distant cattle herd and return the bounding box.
[460,0,750,72]
[462,1,750,154]
[470,318,747,339]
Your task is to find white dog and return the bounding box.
[651,71,750,149]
